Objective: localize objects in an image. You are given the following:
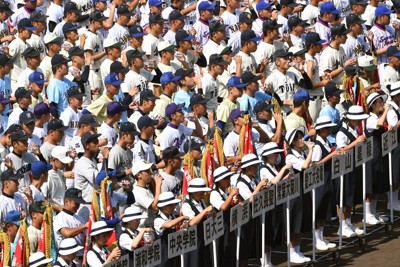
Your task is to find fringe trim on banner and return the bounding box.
[1,231,11,266]
[213,127,224,167]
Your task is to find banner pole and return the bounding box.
[362,163,367,236]
[389,151,394,223]
[212,240,218,267]
[261,213,265,267]
[286,198,291,267]
[312,188,316,262]
[236,226,241,267]
[339,174,344,249]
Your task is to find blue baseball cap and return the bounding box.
[198,1,215,11]
[104,73,123,86]
[230,109,248,121]
[256,1,272,12]
[149,0,162,6]
[92,0,107,2]
[175,30,195,44]
[31,161,52,176]
[241,30,262,42]
[129,25,144,38]
[29,71,45,85]
[320,2,340,14]
[294,89,314,102]
[160,72,181,85]
[18,18,37,31]
[375,5,394,17]
[34,102,51,116]
[387,46,400,57]
[166,102,185,117]
[227,76,247,89]
[5,210,22,226]
[96,169,117,186]
[107,101,128,116]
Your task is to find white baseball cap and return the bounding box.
[157,41,175,52]
[357,55,376,72]
[346,105,369,120]
[157,191,181,207]
[28,252,53,267]
[51,146,73,164]
[131,160,153,176]
[187,178,211,193]
[44,33,62,44]
[314,116,336,130]
[122,206,147,222]
[59,238,83,256]
[241,153,262,168]
[104,37,123,48]
[288,45,307,56]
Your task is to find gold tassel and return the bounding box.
[43,204,53,267]
[183,153,195,178]
[1,231,11,266]
[100,178,109,218]
[92,190,100,221]
[238,114,250,157]
[271,97,281,115]
[342,74,369,112]
[214,127,224,167]
[21,219,30,265]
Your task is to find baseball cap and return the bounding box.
[140,90,159,101]
[22,47,40,59]
[358,55,376,71]
[67,86,84,99]
[129,25,144,37]
[349,0,368,5]
[89,10,108,21]
[0,169,23,181]
[256,1,272,12]
[241,30,262,42]
[288,16,308,30]
[230,108,248,121]
[79,114,100,127]
[5,124,21,135]
[166,102,185,117]
[183,138,204,153]
[254,100,274,114]
[95,169,119,186]
[18,18,37,31]
[48,118,68,131]
[162,146,184,159]
[216,45,232,55]
[331,24,351,36]
[149,0,162,6]
[120,121,140,136]
[30,10,47,22]
[44,33,62,44]
[103,37,123,48]
[344,65,357,76]
[169,10,186,21]
[0,1,13,15]
[68,46,85,58]
[4,210,22,226]
[209,20,227,32]
[241,72,262,84]
[29,201,47,214]
[28,71,45,84]
[126,49,145,61]
[107,101,128,116]
[92,0,107,2]
[227,76,246,89]
[175,68,194,79]
[64,1,81,15]
[273,49,293,60]
[325,82,344,96]
[51,54,70,67]
[375,5,393,17]
[209,54,229,66]
[105,73,123,86]
[0,94,11,105]
[293,89,313,101]
[160,72,181,85]
[158,41,175,52]
[62,22,80,35]
[320,2,340,14]
[131,160,153,176]
[0,53,16,66]
[110,61,129,74]
[198,1,215,11]
[190,94,207,107]
[149,13,166,24]
[81,131,101,146]
[15,87,32,100]
[117,4,134,16]
[34,102,50,116]
[280,0,299,8]
[288,45,307,56]
[263,19,283,30]
[393,0,400,8]
[64,188,88,204]
[20,111,35,124]
[31,161,52,176]
[175,30,195,44]
[305,32,326,45]
[51,146,73,163]
[346,13,366,26]
[11,130,29,142]
[387,46,400,57]
[137,115,158,130]
[239,12,254,24]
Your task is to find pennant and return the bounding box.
[201,143,215,189]
[182,153,195,195]
[239,114,254,157]
[11,220,29,267]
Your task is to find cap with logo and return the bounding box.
[0,1,13,15]
[5,124,21,135]
[230,108,248,121]
[227,76,246,89]
[160,71,181,85]
[44,33,63,44]
[175,30,195,44]
[104,37,123,48]
[149,13,166,24]
[198,1,215,11]
[105,73,123,86]
[209,54,229,66]
[0,53,16,66]
[346,13,366,26]
[110,61,129,74]
[239,12,254,24]
[51,54,70,67]
[305,32,326,45]
[67,86,84,99]
[325,82,344,96]
[20,111,35,124]
[18,18,37,31]
[169,10,186,21]
[288,16,308,30]
[129,25,144,37]
[62,22,80,35]
[34,102,50,116]
[117,4,134,16]
[273,49,293,60]
[241,29,262,42]
[263,19,283,30]
[79,114,100,127]
[166,102,185,117]
[89,10,108,21]
[29,201,47,214]
[209,20,227,32]
[137,115,158,131]
[254,100,274,114]
[107,101,128,116]
[0,169,23,181]
[28,71,45,84]
[190,94,207,107]
[51,146,73,164]
[10,130,28,143]
[140,89,159,101]
[64,188,88,204]
[30,10,47,22]
[31,161,52,176]
[320,2,340,14]
[375,5,393,17]
[120,121,140,136]
[358,55,377,72]
[15,87,32,100]
[162,146,185,159]
[48,118,68,131]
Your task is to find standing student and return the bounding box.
[365,93,390,224]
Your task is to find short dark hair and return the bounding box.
[293,100,304,108]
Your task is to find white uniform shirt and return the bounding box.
[277,14,289,36]
[46,2,64,35]
[1,151,37,191]
[370,23,395,67]
[228,51,257,75]
[142,33,162,58]
[27,33,46,58]
[193,19,210,46]
[159,123,193,150]
[336,123,358,148]
[320,45,345,84]
[54,210,87,254]
[52,20,67,38]
[29,184,45,202]
[86,245,109,267]
[39,56,53,82]
[361,5,376,28]
[301,5,319,25]
[7,106,32,128]
[98,122,117,148]
[183,0,198,30]
[121,69,153,101]
[108,23,130,50]
[236,174,256,200]
[252,17,265,37]
[60,107,81,147]
[387,101,400,127]
[341,34,369,61]
[182,198,206,219]
[286,149,307,172]
[260,163,277,181]
[305,52,324,96]
[133,185,156,227]
[223,131,239,157]
[9,37,29,87]
[41,169,66,207]
[312,135,332,162]
[0,193,28,225]
[119,228,138,250]
[254,40,285,77]
[7,5,30,29]
[74,156,98,202]
[381,65,399,94]
[160,171,183,196]
[315,18,331,44]
[84,30,105,70]
[200,72,219,111]
[221,9,241,39]
[210,187,228,211]
[334,0,351,18]
[154,211,174,236]
[100,58,114,88]
[132,138,157,165]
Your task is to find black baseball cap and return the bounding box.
[64,188,88,204]
[140,89,159,101]
[117,4,134,16]
[64,2,81,15]
[325,82,344,96]
[120,122,140,136]
[110,61,129,74]
[344,65,357,76]
[305,32,326,45]
[209,54,229,66]
[346,14,366,27]
[387,46,400,57]
[273,49,293,60]
[149,13,166,24]
[263,19,283,30]
[129,25,145,38]
[190,94,207,107]
[169,10,186,21]
[10,130,29,142]
[288,16,309,30]
[81,131,101,146]
[331,24,351,36]
[126,49,145,61]
[349,0,368,5]
[0,53,16,66]
[241,29,262,42]
[20,111,35,124]
[48,118,68,131]
[209,20,227,32]
[280,0,299,7]
[79,114,101,127]
[162,146,184,159]
[175,68,194,79]
[0,169,23,181]
[242,72,262,84]
[68,46,84,58]
[137,115,158,131]
[15,87,32,100]
[62,22,80,35]
[89,10,108,21]
[29,201,47,214]
[239,12,254,24]
[254,100,274,114]
[67,86,84,99]
[18,18,37,31]
[5,124,21,135]
[51,54,70,67]
[175,30,195,44]
[0,1,13,15]
[22,47,40,58]
[30,10,47,22]
[183,138,204,153]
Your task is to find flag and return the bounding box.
[213,127,225,167]
[201,143,215,188]
[239,114,254,156]
[83,191,100,266]
[11,220,29,267]
[182,153,195,195]
[38,204,55,266]
[99,178,117,250]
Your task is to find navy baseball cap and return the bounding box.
[110,61,129,74]
[288,16,309,30]
[254,100,274,114]
[331,24,351,36]
[137,115,158,130]
[64,188,88,204]
[350,0,368,5]
[20,111,35,124]
[0,1,13,15]
[198,1,215,11]
[117,4,134,16]
[293,89,313,102]
[320,2,340,14]
[375,5,393,17]
[68,46,85,58]
[242,72,262,84]
[256,1,272,12]
[10,130,28,142]
[209,54,229,66]
[48,118,68,131]
[30,10,48,22]
[129,25,144,37]
[0,94,11,105]
[18,18,37,31]
[305,32,326,45]
[140,89,159,101]
[64,2,81,15]
[89,10,108,21]
[67,86,85,99]
[79,114,100,127]
[22,47,40,58]
[4,210,22,226]
[149,0,162,6]
[239,12,254,24]
[183,138,204,153]
[175,30,195,44]
[81,131,101,146]
[325,82,344,96]
[62,22,80,35]
[51,54,70,67]
[230,109,248,121]
[263,19,283,30]
[166,102,185,117]
[160,72,181,85]
[280,0,299,8]
[34,102,50,116]
[273,49,293,60]
[241,30,262,42]
[0,53,16,66]
[107,101,128,116]
[387,46,400,57]
[175,68,194,79]
[31,161,52,176]
[190,94,207,107]
[227,76,246,89]
[149,13,166,24]
[120,122,140,136]
[126,49,145,61]
[169,10,186,21]
[96,169,118,186]
[28,71,45,84]
[0,169,23,181]
[15,87,32,100]
[346,14,366,26]
[105,73,123,86]
[210,20,227,32]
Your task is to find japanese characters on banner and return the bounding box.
[104,254,129,267]
[133,239,161,267]
[230,199,250,232]
[203,212,224,246]
[167,226,197,258]
[275,173,301,206]
[303,163,325,194]
[355,137,374,167]
[251,185,276,218]
[331,150,354,179]
[382,129,398,156]
[252,191,264,218]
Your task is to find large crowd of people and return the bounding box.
[0,0,399,266]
